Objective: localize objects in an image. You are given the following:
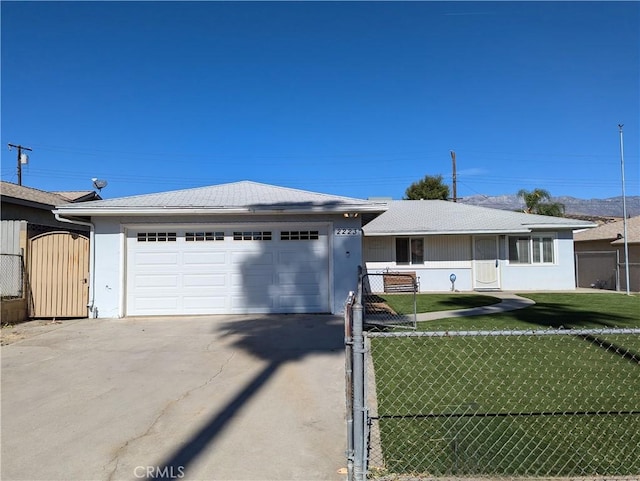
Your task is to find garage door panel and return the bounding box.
[277,272,302,285]
[278,249,326,264]
[134,296,179,311]
[278,259,326,273]
[134,274,179,288]
[183,251,226,266]
[183,274,226,287]
[238,272,274,287]
[280,295,323,310]
[183,295,227,309]
[280,276,322,291]
[135,252,179,266]
[231,251,274,266]
[231,295,274,310]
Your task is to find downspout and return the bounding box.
[54,213,97,318]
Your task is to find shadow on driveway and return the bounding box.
[152,314,345,480]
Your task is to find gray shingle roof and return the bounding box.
[1,181,73,207]
[574,216,640,244]
[362,200,596,235]
[55,181,387,215]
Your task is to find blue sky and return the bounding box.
[2,1,638,201]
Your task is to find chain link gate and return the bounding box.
[346,267,640,481]
[362,271,419,330]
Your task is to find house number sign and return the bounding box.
[334,228,361,236]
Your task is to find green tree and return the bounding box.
[404,174,450,200]
[517,188,565,216]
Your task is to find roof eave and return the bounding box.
[522,222,597,230]
[54,204,388,216]
[363,229,534,237]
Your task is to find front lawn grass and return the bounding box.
[420,292,640,331]
[381,293,501,315]
[370,293,640,477]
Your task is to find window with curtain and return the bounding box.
[508,235,555,264]
[396,237,424,264]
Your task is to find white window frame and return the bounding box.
[508,234,556,265]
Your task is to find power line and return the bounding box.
[7,143,635,165]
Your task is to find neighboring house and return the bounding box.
[53,181,387,318]
[362,200,595,292]
[574,216,640,292]
[1,181,101,321]
[1,181,99,232]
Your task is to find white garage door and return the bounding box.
[126,225,330,316]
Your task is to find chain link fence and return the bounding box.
[1,253,24,299]
[346,268,640,481]
[365,329,640,479]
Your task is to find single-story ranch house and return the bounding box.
[363,200,595,292]
[53,181,595,318]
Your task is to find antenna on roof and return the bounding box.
[92,178,108,193]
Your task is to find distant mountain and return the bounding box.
[458,195,640,218]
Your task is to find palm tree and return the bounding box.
[517,188,565,216]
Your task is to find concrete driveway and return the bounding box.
[1,314,347,481]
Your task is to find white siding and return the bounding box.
[363,237,393,262]
[425,235,472,267]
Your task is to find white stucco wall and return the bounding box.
[91,217,125,318]
[501,231,577,290]
[363,265,473,292]
[90,213,362,317]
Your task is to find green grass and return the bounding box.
[381,293,501,315]
[421,293,640,331]
[369,293,640,477]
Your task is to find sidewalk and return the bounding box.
[416,292,536,322]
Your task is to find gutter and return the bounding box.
[54,212,97,318]
[521,222,597,230]
[52,204,389,217]
[363,229,534,237]
[364,223,598,237]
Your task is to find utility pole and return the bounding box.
[618,125,630,295]
[450,150,457,202]
[8,143,32,186]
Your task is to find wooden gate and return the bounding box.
[28,231,89,318]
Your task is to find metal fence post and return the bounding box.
[344,292,354,481]
[352,268,366,481]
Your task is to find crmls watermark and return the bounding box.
[134,466,185,479]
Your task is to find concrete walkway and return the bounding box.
[416,292,536,322]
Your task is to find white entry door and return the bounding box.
[473,236,501,290]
